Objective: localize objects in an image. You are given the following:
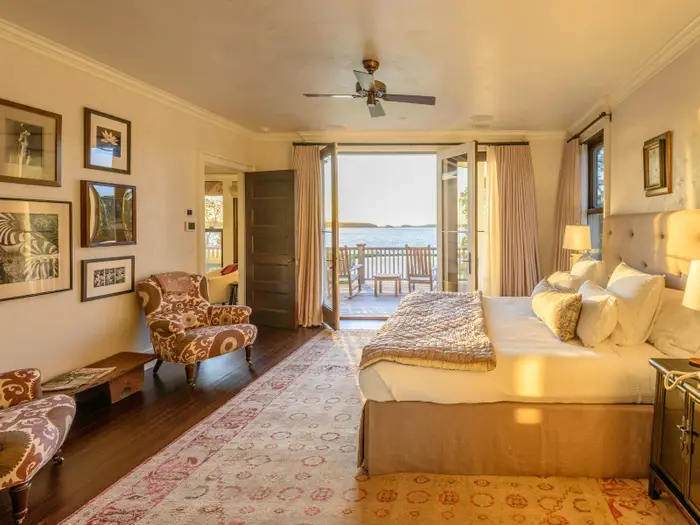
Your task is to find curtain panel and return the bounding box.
[293,146,324,327]
[493,145,541,296]
[552,140,581,272]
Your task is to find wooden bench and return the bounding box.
[54,352,156,404]
[374,273,401,296]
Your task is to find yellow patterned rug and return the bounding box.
[62,330,686,524]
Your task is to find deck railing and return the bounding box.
[341,245,438,282]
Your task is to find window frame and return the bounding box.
[586,131,604,216]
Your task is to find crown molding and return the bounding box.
[568,13,700,131]
[0,18,255,138]
[257,129,566,143]
[610,14,700,107]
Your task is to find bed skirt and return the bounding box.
[358,400,653,478]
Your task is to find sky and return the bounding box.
[337,154,437,226]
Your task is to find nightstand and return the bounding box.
[649,358,700,523]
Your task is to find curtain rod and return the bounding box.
[292,141,529,147]
[567,112,610,143]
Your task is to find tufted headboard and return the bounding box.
[603,210,700,290]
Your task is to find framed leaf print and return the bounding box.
[84,108,131,174]
[0,98,62,187]
[81,256,135,302]
[81,180,137,247]
[643,131,672,197]
[0,198,72,301]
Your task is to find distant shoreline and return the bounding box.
[334,222,436,228]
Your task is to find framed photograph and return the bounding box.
[81,256,135,302]
[0,198,72,301]
[84,108,131,174]
[0,98,61,187]
[81,180,136,247]
[643,131,672,197]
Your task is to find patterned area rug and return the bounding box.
[63,330,686,524]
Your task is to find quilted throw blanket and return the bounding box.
[359,290,495,372]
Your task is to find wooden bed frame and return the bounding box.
[358,210,700,478]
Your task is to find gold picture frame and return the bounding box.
[643,131,672,197]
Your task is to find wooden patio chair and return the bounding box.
[406,245,438,292]
[339,246,363,298]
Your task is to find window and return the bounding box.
[204,193,224,272]
[586,132,604,260]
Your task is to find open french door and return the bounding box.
[437,142,478,292]
[320,144,340,329]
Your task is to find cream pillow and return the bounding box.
[531,280,583,341]
[606,262,665,346]
[571,255,608,288]
[548,271,584,293]
[649,288,700,357]
[576,281,619,348]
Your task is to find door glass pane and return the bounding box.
[441,154,470,292]
[322,154,333,309]
[205,230,223,272]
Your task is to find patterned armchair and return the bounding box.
[137,272,257,387]
[0,369,76,524]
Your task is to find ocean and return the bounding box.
[338,227,437,248]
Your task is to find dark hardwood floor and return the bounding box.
[0,326,321,525]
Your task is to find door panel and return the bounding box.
[321,144,339,329]
[659,385,686,492]
[245,170,297,328]
[437,142,477,292]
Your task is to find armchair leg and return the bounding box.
[185,364,197,388]
[52,450,64,464]
[10,481,31,525]
[153,359,163,376]
[245,345,253,367]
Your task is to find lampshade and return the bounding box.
[683,260,700,311]
[563,225,592,251]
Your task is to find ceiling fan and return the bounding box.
[303,59,436,118]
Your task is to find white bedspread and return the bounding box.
[358,296,663,404]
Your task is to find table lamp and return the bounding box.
[563,225,591,268]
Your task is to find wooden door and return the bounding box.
[320,144,340,329]
[245,170,297,328]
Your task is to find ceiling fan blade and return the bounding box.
[368,101,386,118]
[354,70,375,91]
[383,94,436,105]
[303,93,358,99]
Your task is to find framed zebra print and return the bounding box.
[81,256,135,302]
[0,198,72,301]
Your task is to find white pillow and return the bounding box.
[548,271,584,293]
[649,288,700,357]
[606,262,665,346]
[576,281,619,348]
[571,255,608,288]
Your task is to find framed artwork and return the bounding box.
[0,98,61,187]
[81,256,135,302]
[0,198,72,301]
[643,131,672,197]
[81,180,137,247]
[84,108,131,174]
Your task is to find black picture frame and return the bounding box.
[0,197,72,301]
[81,255,135,302]
[0,98,62,187]
[80,180,137,247]
[84,107,131,174]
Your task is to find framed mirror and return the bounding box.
[80,180,136,247]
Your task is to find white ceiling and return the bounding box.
[1,0,699,133]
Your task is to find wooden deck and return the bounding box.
[338,280,432,317]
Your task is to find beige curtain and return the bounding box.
[480,148,501,296]
[493,145,541,296]
[552,140,581,272]
[293,146,323,326]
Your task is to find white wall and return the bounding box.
[610,38,700,214]
[0,38,255,378]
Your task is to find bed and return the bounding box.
[357,210,700,478]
